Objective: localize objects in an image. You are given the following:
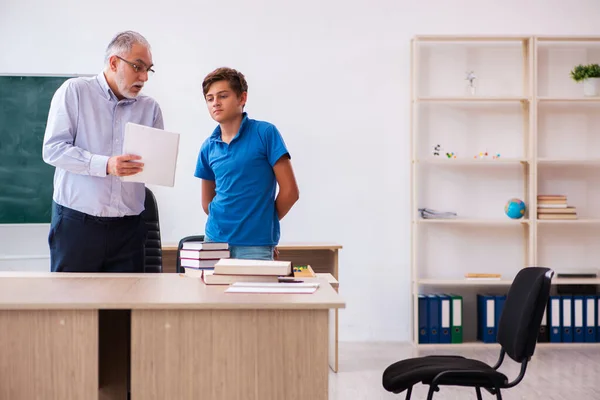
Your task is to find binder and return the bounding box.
[562,295,573,342]
[538,304,549,343]
[418,295,429,344]
[450,294,463,343]
[494,294,506,328]
[438,294,452,343]
[548,295,561,343]
[597,296,600,343]
[584,295,596,343]
[477,294,496,343]
[573,295,585,343]
[427,294,440,344]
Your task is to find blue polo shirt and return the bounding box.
[194,113,290,246]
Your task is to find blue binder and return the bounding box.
[561,295,573,343]
[427,294,440,344]
[494,294,506,328]
[438,294,452,344]
[418,295,429,344]
[573,295,585,343]
[548,295,561,343]
[584,295,596,343]
[596,295,600,343]
[477,294,496,343]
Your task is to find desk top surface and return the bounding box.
[0,272,345,310]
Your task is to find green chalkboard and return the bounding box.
[0,75,72,223]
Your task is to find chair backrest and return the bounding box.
[497,266,554,363]
[176,235,205,273]
[141,187,162,273]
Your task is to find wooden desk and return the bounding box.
[162,242,343,372]
[0,272,345,400]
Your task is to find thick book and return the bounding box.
[214,258,291,276]
[181,241,229,251]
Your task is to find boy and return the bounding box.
[194,67,299,260]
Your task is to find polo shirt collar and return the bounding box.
[210,112,249,142]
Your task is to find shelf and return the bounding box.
[416,158,528,165]
[416,97,528,103]
[417,219,529,226]
[538,97,600,102]
[414,35,530,42]
[537,218,600,225]
[417,279,512,286]
[537,158,600,165]
[415,342,600,349]
[418,277,600,286]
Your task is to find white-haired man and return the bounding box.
[42,30,163,273]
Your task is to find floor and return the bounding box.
[329,342,600,399]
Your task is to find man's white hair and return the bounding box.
[104,31,151,66]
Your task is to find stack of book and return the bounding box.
[537,194,577,220]
[186,258,291,284]
[180,241,230,271]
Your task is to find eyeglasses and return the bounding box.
[116,56,155,75]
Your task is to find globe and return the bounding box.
[505,198,526,219]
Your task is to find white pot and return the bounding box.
[583,78,600,96]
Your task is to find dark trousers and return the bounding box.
[49,202,147,273]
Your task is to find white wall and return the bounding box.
[1,0,599,341]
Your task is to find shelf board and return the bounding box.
[537,218,600,224]
[414,35,530,42]
[415,158,527,165]
[416,218,529,226]
[417,279,512,286]
[417,277,600,286]
[415,342,600,349]
[538,97,600,102]
[537,158,600,165]
[416,96,528,103]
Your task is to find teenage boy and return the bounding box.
[194,67,299,260]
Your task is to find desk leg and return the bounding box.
[131,309,329,400]
[0,310,98,400]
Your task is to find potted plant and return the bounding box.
[570,63,600,96]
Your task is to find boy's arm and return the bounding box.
[201,179,216,215]
[273,156,299,220]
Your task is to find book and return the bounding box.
[214,258,291,276]
[121,122,180,187]
[181,259,219,269]
[201,270,279,285]
[181,241,229,251]
[180,249,231,259]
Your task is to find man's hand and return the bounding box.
[106,154,144,176]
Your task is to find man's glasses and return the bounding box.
[116,56,155,75]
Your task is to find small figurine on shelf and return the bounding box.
[465,71,477,96]
[493,153,501,159]
[433,144,442,156]
[446,152,456,159]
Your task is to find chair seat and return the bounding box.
[382,355,508,394]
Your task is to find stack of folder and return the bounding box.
[418,294,463,344]
[544,294,599,343]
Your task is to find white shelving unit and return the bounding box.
[411,35,600,347]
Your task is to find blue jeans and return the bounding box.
[205,236,274,260]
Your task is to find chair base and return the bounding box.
[401,385,503,400]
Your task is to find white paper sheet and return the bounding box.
[121,122,180,187]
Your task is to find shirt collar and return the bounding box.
[96,71,136,103]
[210,112,249,142]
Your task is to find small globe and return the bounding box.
[505,198,526,219]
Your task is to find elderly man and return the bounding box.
[42,31,163,273]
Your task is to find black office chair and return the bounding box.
[382,266,554,400]
[141,187,162,273]
[176,235,205,273]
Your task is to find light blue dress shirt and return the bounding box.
[42,72,163,217]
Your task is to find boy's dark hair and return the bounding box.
[202,67,248,97]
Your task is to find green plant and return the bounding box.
[570,63,600,82]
